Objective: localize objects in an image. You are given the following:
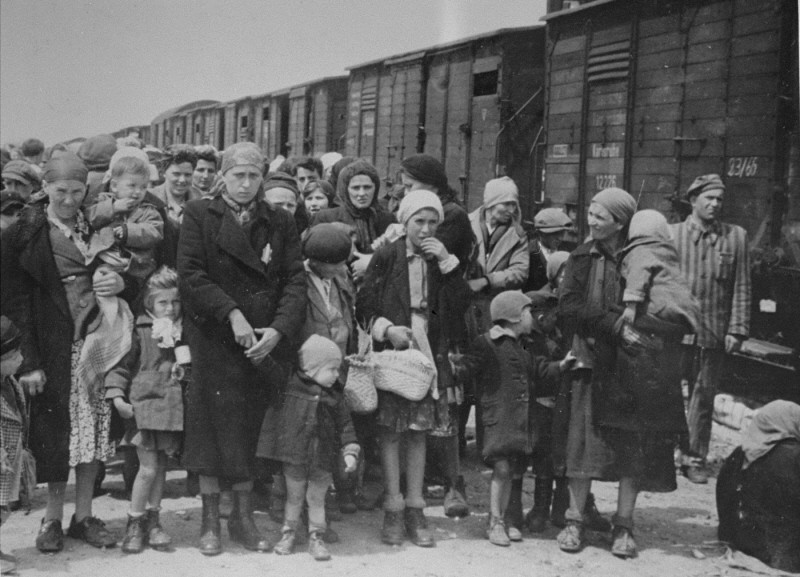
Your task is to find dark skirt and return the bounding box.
[375,390,436,433]
[602,428,679,492]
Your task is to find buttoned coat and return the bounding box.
[177,195,306,480]
[1,201,103,482]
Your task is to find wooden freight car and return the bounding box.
[150,99,220,149]
[541,0,798,244]
[112,125,151,145]
[345,26,546,215]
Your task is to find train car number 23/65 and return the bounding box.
[595,174,618,189]
[727,157,758,178]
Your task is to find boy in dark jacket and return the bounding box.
[461,291,573,547]
[257,335,359,561]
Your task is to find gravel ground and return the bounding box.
[3,423,772,577]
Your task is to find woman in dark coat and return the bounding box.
[555,189,692,558]
[310,159,395,283]
[398,153,475,518]
[1,153,125,553]
[717,400,800,573]
[178,142,306,556]
[357,191,471,548]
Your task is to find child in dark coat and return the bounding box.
[105,266,186,553]
[257,335,359,561]
[620,210,699,332]
[462,291,573,547]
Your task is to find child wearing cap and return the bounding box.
[459,290,573,547]
[620,209,699,333]
[257,335,360,561]
[1,316,26,574]
[86,156,164,285]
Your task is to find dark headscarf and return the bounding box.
[336,159,382,252]
[328,156,356,192]
[401,153,458,204]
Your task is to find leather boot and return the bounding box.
[504,479,524,540]
[381,510,405,545]
[404,508,435,547]
[121,514,146,554]
[269,474,286,523]
[443,475,469,518]
[199,494,222,556]
[145,509,171,550]
[550,477,569,528]
[228,491,272,552]
[526,477,553,533]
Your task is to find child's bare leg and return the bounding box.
[490,459,511,519]
[380,430,402,504]
[74,461,100,521]
[131,449,159,514]
[306,471,332,535]
[146,451,168,510]
[404,430,427,509]
[283,465,307,526]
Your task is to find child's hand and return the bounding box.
[113,198,137,213]
[386,326,413,350]
[113,225,124,239]
[113,397,134,419]
[420,237,449,262]
[621,303,637,325]
[343,455,358,474]
[559,350,577,372]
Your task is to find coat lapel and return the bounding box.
[391,241,411,321]
[19,217,71,320]
[212,199,268,276]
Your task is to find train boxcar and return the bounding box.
[150,99,219,149]
[345,26,546,215]
[284,76,349,157]
[542,0,799,385]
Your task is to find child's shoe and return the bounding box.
[556,520,584,552]
[506,524,523,542]
[308,531,331,561]
[122,514,147,554]
[443,476,469,518]
[487,516,510,547]
[67,515,117,549]
[274,525,297,555]
[145,509,171,550]
[404,508,434,547]
[610,516,637,558]
[381,510,405,545]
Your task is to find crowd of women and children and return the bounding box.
[3,133,796,574]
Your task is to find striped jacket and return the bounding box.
[670,216,751,349]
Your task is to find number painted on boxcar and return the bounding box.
[595,174,618,189]
[726,157,759,178]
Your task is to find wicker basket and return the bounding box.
[373,348,436,401]
[344,355,378,413]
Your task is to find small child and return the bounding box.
[105,266,186,554]
[87,155,164,283]
[462,291,573,547]
[257,335,360,561]
[1,317,26,574]
[620,209,699,333]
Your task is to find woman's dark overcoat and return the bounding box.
[177,195,306,481]
[257,372,357,473]
[357,238,471,360]
[1,201,103,482]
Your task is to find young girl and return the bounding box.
[105,266,186,553]
[462,291,572,546]
[257,335,359,561]
[357,190,470,548]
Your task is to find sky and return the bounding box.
[0,0,547,146]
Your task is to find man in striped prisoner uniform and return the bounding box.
[671,174,751,484]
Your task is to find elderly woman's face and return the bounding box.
[486,201,517,226]
[304,189,329,215]
[223,164,263,205]
[45,179,87,221]
[264,187,298,215]
[164,162,194,197]
[347,175,375,209]
[587,202,623,241]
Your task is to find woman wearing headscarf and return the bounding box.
[311,159,395,282]
[555,188,690,558]
[178,142,306,556]
[717,400,800,573]
[399,154,474,517]
[357,190,470,548]
[1,153,127,553]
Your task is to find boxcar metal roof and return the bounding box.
[540,0,619,21]
[150,99,220,124]
[346,25,543,71]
